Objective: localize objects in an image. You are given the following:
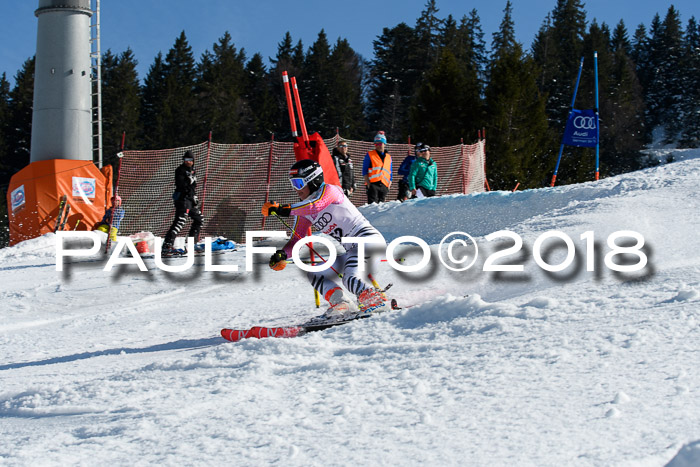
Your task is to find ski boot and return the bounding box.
[161,244,186,257]
[358,288,391,315]
[321,287,359,321]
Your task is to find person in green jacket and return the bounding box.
[408,142,438,197]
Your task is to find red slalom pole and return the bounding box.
[290,76,310,149]
[282,71,298,138]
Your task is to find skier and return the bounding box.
[261,159,389,318]
[162,150,203,255]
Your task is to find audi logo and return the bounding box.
[573,116,597,130]
[312,212,333,230]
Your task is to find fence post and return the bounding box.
[197,131,213,240]
[261,133,275,230]
[461,137,466,193]
[104,136,124,254]
[482,128,491,191]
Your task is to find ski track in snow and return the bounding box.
[1,149,699,466]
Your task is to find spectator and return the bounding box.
[162,150,204,255]
[362,131,392,203]
[396,148,417,202]
[332,139,356,196]
[95,195,125,241]
[408,142,438,198]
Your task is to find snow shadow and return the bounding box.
[0,337,224,371]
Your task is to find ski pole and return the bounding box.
[272,213,388,291]
[274,213,328,308]
[272,213,342,277]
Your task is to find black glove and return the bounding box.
[269,250,288,271]
[261,202,291,217]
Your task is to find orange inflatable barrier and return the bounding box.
[7,159,112,245]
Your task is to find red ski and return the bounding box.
[221,300,400,343]
[221,326,304,342]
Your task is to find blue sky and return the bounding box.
[1,0,698,86]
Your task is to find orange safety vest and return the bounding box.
[366,150,392,187]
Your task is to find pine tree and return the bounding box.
[533,0,588,127]
[141,52,167,148]
[269,32,304,140]
[241,53,277,142]
[458,10,488,93]
[603,20,647,174]
[160,31,199,147]
[631,23,649,68]
[485,1,552,189]
[657,7,685,143]
[631,22,653,144]
[326,38,367,139]
[5,58,34,178]
[410,49,480,146]
[366,23,421,140]
[532,13,553,89]
[301,30,333,135]
[611,20,632,56]
[0,73,10,183]
[642,14,663,132]
[440,15,459,53]
[643,9,685,143]
[195,32,247,143]
[414,0,443,68]
[679,17,700,147]
[491,1,517,53]
[101,48,141,153]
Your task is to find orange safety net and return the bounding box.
[114,135,486,243]
[7,159,112,245]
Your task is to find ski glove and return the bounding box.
[193,195,199,206]
[269,250,287,271]
[261,202,292,217]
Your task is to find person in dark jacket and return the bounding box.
[331,139,356,196]
[162,150,204,254]
[396,149,417,202]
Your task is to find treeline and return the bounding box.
[1,1,699,220]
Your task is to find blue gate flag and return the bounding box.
[563,109,599,147]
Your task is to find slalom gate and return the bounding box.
[115,135,487,242]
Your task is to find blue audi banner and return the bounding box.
[563,109,599,147]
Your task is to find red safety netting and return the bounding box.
[115,135,486,243]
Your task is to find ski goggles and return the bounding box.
[289,177,308,190]
[289,166,323,190]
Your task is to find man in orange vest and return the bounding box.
[362,131,392,203]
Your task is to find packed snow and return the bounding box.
[1,149,699,466]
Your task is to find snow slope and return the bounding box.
[1,150,699,466]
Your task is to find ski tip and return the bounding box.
[221,328,244,342]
